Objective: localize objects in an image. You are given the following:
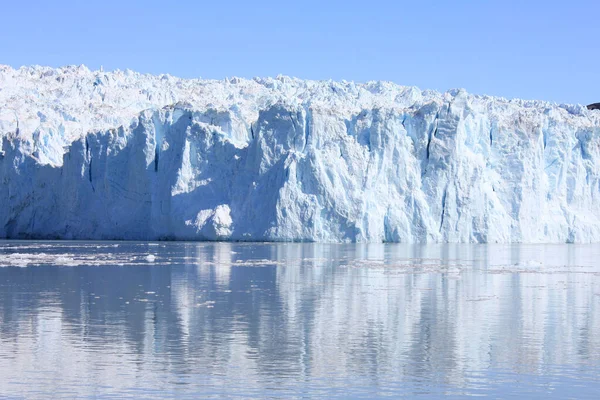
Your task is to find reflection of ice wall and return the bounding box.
[0,243,599,396]
[274,244,600,385]
[2,66,600,242]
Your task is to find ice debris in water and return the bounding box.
[0,250,162,267]
[1,65,600,242]
[54,255,78,266]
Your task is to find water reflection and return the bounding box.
[1,242,599,398]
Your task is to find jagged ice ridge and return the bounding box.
[1,64,600,242]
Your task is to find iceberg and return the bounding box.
[1,64,600,242]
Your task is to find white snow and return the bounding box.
[1,64,600,242]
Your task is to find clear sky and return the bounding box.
[2,0,599,104]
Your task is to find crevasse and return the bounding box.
[1,65,600,242]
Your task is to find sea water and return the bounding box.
[0,241,599,398]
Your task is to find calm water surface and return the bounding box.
[0,241,599,398]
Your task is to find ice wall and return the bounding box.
[1,65,600,242]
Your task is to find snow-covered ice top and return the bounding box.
[1,64,600,242]
[0,64,427,163]
[2,64,597,165]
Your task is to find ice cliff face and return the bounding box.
[1,64,600,242]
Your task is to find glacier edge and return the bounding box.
[1,65,600,242]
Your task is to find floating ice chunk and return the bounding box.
[4,253,30,267]
[54,255,78,266]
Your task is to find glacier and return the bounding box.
[1,64,600,242]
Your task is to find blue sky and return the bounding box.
[1,0,598,104]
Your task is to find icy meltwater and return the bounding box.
[1,242,600,399]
